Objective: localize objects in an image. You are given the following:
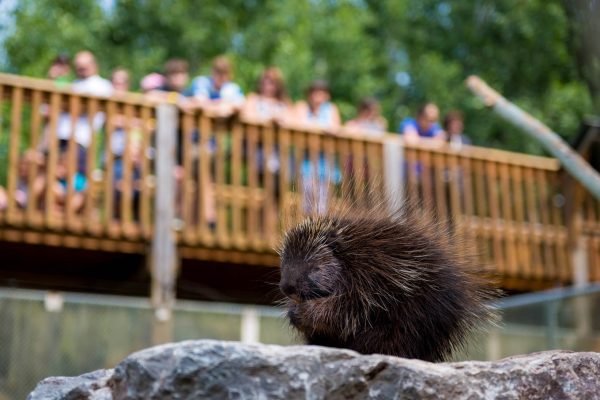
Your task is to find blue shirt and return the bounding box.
[398,118,443,138]
[189,76,244,103]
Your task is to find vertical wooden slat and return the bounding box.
[420,150,433,213]
[231,118,244,248]
[278,127,291,231]
[338,137,352,204]
[104,100,117,236]
[65,94,80,231]
[511,165,531,279]
[351,138,365,206]
[121,103,135,237]
[366,140,384,201]
[215,119,229,248]
[550,171,569,283]
[198,113,214,245]
[6,86,23,225]
[0,84,5,224]
[433,151,447,221]
[84,97,100,236]
[180,112,195,244]
[263,122,276,248]
[26,89,43,226]
[293,131,306,222]
[44,92,60,229]
[537,169,556,281]
[460,155,475,218]
[405,147,419,205]
[524,167,543,280]
[246,124,260,249]
[139,106,152,239]
[500,162,518,277]
[486,161,505,274]
[447,152,462,220]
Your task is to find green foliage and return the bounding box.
[2,0,596,154]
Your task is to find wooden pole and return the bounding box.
[466,75,600,201]
[383,135,405,210]
[150,103,179,321]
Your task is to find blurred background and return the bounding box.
[0,1,599,399]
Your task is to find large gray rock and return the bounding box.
[28,340,600,400]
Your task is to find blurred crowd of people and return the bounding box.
[0,50,471,217]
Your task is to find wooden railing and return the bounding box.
[0,73,598,291]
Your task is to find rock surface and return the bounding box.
[28,340,600,400]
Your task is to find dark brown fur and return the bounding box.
[278,201,498,362]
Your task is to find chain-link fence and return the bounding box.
[2,286,600,400]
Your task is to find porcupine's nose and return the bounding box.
[280,282,301,303]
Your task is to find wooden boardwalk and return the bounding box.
[0,73,598,301]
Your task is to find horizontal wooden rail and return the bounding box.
[0,72,597,291]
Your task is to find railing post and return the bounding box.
[150,103,179,321]
[384,135,405,210]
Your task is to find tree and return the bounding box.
[2,0,595,154]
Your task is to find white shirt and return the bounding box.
[56,75,113,147]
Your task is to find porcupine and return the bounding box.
[278,200,498,362]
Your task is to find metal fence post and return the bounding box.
[150,103,179,322]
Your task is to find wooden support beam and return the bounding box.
[466,75,600,201]
[150,104,179,321]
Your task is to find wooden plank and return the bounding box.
[405,147,419,205]
[180,112,195,244]
[263,122,277,248]
[486,161,505,274]
[103,101,117,236]
[351,138,366,206]
[84,97,100,236]
[447,152,462,220]
[511,165,531,279]
[231,118,245,249]
[499,162,518,277]
[293,131,306,223]
[6,86,23,225]
[524,167,543,280]
[246,123,260,249]
[460,156,475,217]
[121,103,135,238]
[26,89,44,227]
[198,113,214,246]
[214,118,230,249]
[433,152,448,221]
[0,84,4,224]
[278,127,291,232]
[338,137,352,206]
[64,94,81,231]
[139,106,153,239]
[44,92,60,229]
[537,169,556,280]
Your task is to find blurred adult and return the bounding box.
[189,55,244,115]
[145,59,192,104]
[47,54,71,84]
[241,66,290,122]
[40,51,113,173]
[444,110,471,150]
[140,72,166,93]
[294,79,341,131]
[111,68,130,93]
[294,80,341,213]
[70,51,113,97]
[344,97,387,136]
[398,102,444,144]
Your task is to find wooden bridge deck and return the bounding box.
[0,73,598,303]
